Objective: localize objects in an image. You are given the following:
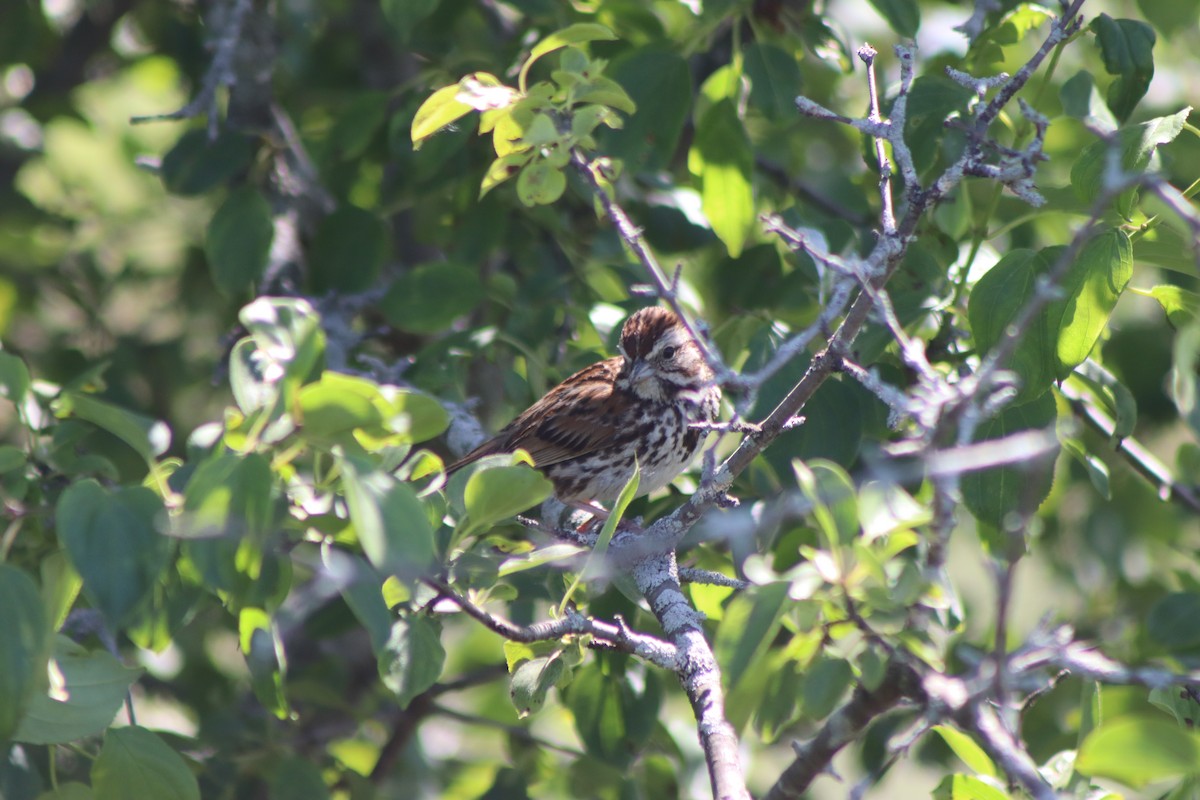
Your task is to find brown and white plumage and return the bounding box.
[448,307,720,505]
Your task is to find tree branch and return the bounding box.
[633,553,750,800]
[764,661,924,800]
[424,578,679,671]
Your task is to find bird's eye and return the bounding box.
[662,346,677,360]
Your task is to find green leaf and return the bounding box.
[510,653,565,718]
[0,565,49,741]
[0,444,24,474]
[461,464,554,536]
[55,392,171,466]
[239,607,289,719]
[204,186,273,295]
[270,756,331,800]
[385,388,449,444]
[960,392,1058,532]
[56,481,170,627]
[40,551,82,631]
[479,153,531,197]
[982,3,1053,47]
[0,350,31,405]
[568,663,634,767]
[744,43,804,120]
[1147,593,1200,650]
[1062,438,1111,499]
[1051,229,1133,378]
[1151,686,1200,729]
[1060,71,1118,134]
[411,84,473,149]
[381,262,486,334]
[381,0,438,42]
[340,461,436,578]
[1133,285,1200,328]
[795,460,859,548]
[308,205,390,293]
[560,464,639,615]
[1076,716,1200,788]
[515,161,566,206]
[866,0,919,37]
[37,782,95,799]
[715,582,790,697]
[602,50,691,172]
[231,298,324,419]
[92,726,200,800]
[802,656,854,720]
[968,249,1057,404]
[379,616,445,707]
[159,129,254,196]
[518,23,617,93]
[903,76,973,176]
[15,636,141,745]
[327,90,390,160]
[1137,0,1200,36]
[181,452,275,542]
[498,543,587,577]
[931,774,1011,800]
[1089,14,1156,122]
[326,549,393,654]
[1071,108,1191,205]
[933,726,998,777]
[689,99,754,257]
[298,373,385,439]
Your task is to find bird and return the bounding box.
[447,307,721,514]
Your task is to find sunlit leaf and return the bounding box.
[1051,229,1133,377]
[338,452,437,577]
[16,636,141,745]
[412,84,473,148]
[1134,284,1200,329]
[1076,716,1200,788]
[933,726,998,777]
[689,99,754,257]
[1071,108,1190,204]
[461,463,554,536]
[518,24,616,92]
[511,653,564,718]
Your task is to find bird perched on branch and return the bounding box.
[448,307,721,513]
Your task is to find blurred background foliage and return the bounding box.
[2,0,1200,797]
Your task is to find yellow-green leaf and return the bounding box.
[411,84,472,149]
[518,23,617,93]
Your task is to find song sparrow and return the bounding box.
[448,307,721,509]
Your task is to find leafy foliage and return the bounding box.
[2,0,1200,798]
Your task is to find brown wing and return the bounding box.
[447,357,625,472]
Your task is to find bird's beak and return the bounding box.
[628,360,653,388]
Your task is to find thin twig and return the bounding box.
[130,0,253,140]
[424,577,678,670]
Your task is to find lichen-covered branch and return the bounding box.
[424,578,679,670]
[633,553,750,800]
